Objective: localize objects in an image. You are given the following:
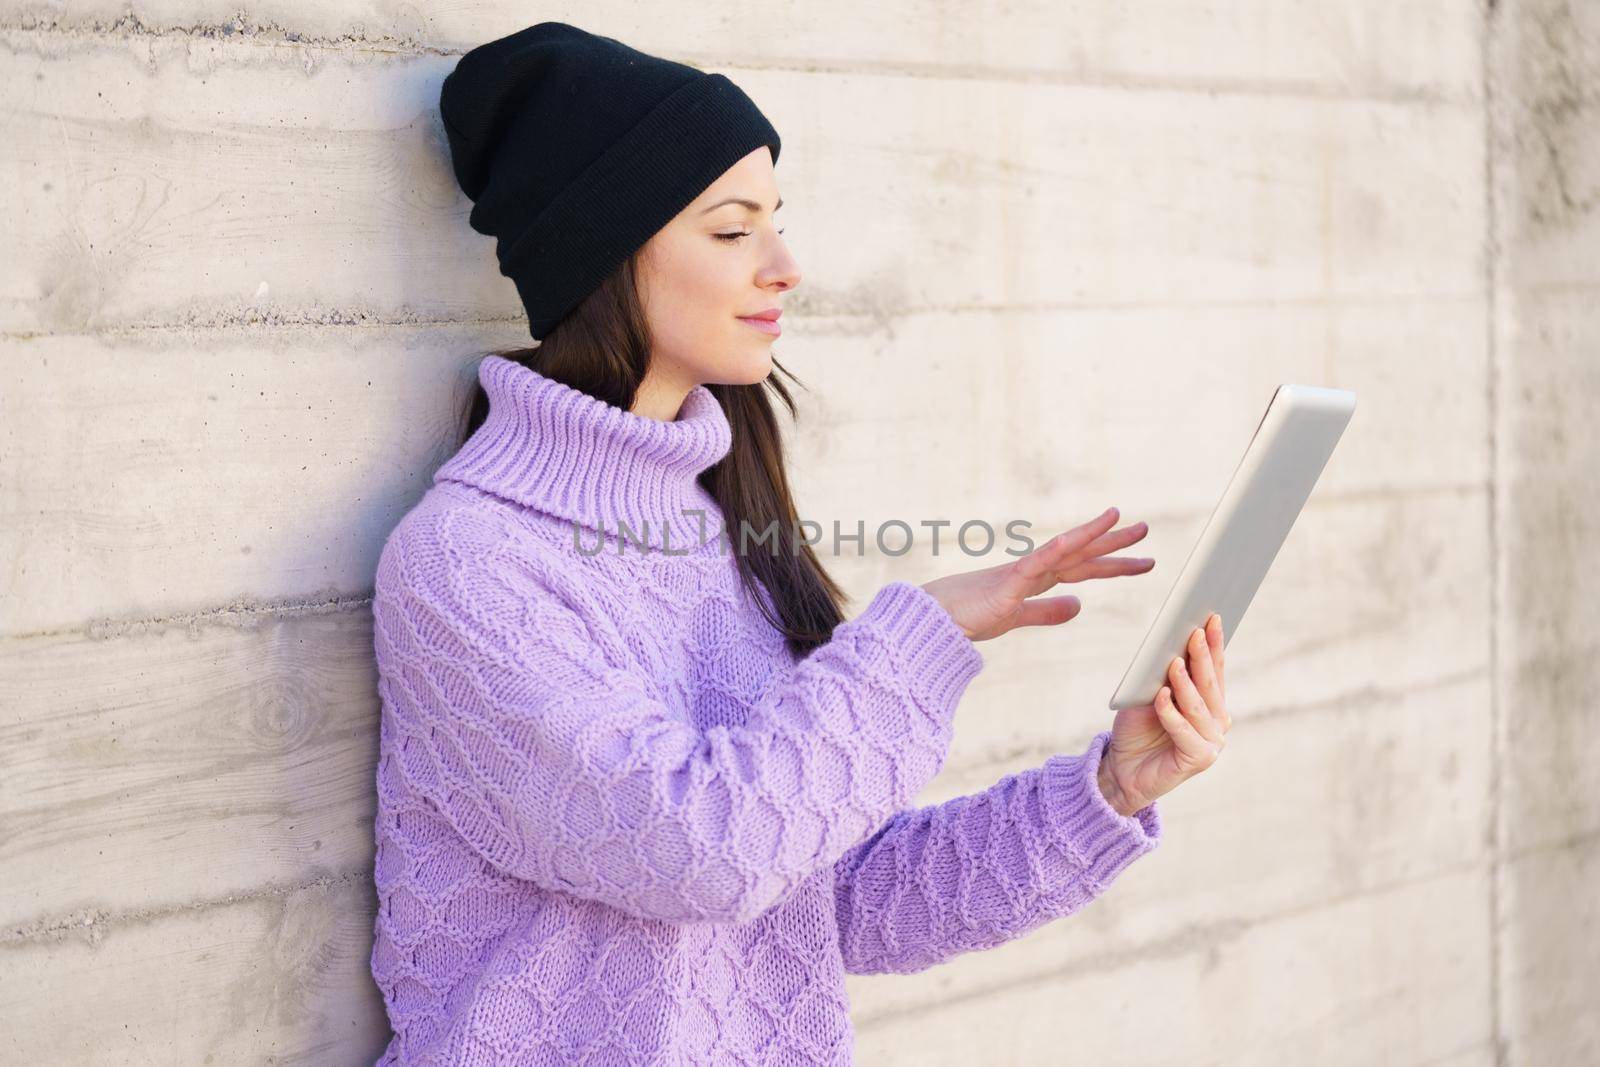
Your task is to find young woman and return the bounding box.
[369,21,1230,1066]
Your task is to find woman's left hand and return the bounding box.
[1096,612,1231,817]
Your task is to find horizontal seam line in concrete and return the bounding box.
[10,827,1591,953]
[2,481,1488,641]
[4,591,376,642]
[851,851,1499,1031]
[944,665,1487,780]
[0,291,1489,341]
[1,866,372,949]
[712,54,1483,107]
[0,20,1483,107]
[842,480,1492,559]
[1510,279,1600,294]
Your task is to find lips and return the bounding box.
[738,314,781,336]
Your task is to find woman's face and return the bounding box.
[634,145,800,404]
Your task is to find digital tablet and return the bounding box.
[1108,384,1357,710]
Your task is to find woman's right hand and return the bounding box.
[920,507,1154,642]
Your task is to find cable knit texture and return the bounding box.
[369,355,1163,1065]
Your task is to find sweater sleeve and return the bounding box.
[372,508,985,926]
[831,729,1161,975]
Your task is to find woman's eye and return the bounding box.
[714,229,786,243]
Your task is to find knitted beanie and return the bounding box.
[439,21,783,340]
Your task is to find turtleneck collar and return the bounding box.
[434,355,734,553]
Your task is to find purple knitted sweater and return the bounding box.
[368,355,1163,1065]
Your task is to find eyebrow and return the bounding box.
[699,196,784,215]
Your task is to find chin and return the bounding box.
[713,347,775,387]
[744,350,776,384]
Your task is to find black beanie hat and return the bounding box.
[439,22,783,340]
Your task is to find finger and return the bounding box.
[1153,685,1216,767]
[1077,520,1151,561]
[1011,508,1122,585]
[1016,520,1150,598]
[1208,612,1226,697]
[1168,654,1224,745]
[1185,626,1227,732]
[1049,521,1152,579]
[1009,594,1082,629]
[1052,554,1155,583]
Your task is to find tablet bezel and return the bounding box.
[1107,383,1357,711]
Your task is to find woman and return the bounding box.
[369,21,1230,1066]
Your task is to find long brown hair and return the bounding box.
[458,251,848,659]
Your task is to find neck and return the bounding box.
[629,368,698,422]
[433,356,734,554]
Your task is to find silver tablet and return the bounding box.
[1108,384,1357,711]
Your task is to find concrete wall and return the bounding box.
[1488,2,1600,1064]
[1,2,1591,1063]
